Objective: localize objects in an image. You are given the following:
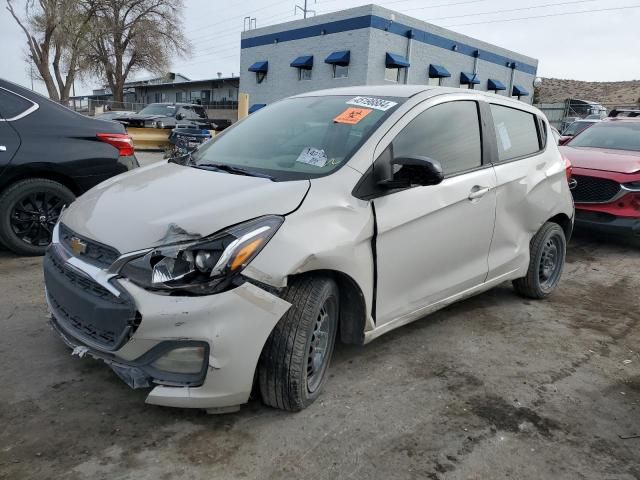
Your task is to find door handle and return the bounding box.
[0,146,6,152]
[468,186,491,200]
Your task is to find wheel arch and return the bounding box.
[0,168,82,196]
[547,212,573,240]
[286,269,367,346]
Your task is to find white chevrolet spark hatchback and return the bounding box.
[45,86,574,413]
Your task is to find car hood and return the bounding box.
[61,161,310,253]
[116,114,171,121]
[560,146,640,174]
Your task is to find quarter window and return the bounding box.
[0,88,34,120]
[490,104,541,162]
[392,101,482,176]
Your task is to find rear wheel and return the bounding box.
[258,275,339,411]
[0,179,75,256]
[513,222,567,299]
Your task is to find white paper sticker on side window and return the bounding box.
[496,122,512,151]
[346,96,398,111]
[296,147,328,167]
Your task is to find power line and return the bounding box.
[427,0,597,20]
[443,4,640,26]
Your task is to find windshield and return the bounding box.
[563,121,595,136]
[138,104,177,116]
[191,95,404,181]
[568,122,640,152]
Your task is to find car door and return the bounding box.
[0,87,26,178]
[371,98,497,325]
[484,103,550,280]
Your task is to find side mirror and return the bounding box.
[176,113,186,120]
[376,155,444,188]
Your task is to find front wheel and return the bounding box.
[258,275,339,411]
[513,222,567,299]
[0,178,75,256]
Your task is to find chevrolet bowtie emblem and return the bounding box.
[69,237,87,255]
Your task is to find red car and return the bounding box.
[560,113,640,238]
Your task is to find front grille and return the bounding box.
[571,175,621,203]
[44,247,139,350]
[59,224,119,269]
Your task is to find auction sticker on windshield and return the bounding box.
[296,147,328,167]
[346,96,398,111]
[334,107,372,125]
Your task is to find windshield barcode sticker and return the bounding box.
[346,96,398,111]
[296,147,328,168]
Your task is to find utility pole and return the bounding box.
[295,0,316,19]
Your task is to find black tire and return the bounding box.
[258,275,339,412]
[513,222,567,299]
[0,178,75,256]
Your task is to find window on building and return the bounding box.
[393,101,482,176]
[154,93,161,103]
[427,77,440,86]
[256,72,266,84]
[333,65,348,79]
[175,92,183,103]
[299,68,312,81]
[385,68,400,83]
[490,104,541,162]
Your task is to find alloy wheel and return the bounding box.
[10,192,65,247]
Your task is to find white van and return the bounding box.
[44,86,574,413]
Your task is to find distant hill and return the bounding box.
[535,78,640,106]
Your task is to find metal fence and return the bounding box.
[71,98,239,116]
[535,102,640,130]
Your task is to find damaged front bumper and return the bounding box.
[45,244,291,410]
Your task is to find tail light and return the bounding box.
[97,133,135,156]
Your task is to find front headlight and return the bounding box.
[121,215,283,294]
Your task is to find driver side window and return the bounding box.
[392,100,482,177]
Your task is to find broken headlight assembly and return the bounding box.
[120,215,283,295]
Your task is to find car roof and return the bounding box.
[602,117,640,123]
[148,102,202,107]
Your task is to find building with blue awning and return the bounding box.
[240,4,538,106]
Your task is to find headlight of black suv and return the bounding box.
[121,215,283,295]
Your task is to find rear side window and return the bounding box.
[490,104,541,162]
[0,88,35,120]
[393,100,482,176]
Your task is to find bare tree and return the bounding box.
[86,0,190,104]
[6,0,96,103]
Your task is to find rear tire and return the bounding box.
[0,179,75,256]
[513,222,566,299]
[258,275,339,411]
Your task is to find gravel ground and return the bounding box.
[0,223,638,479]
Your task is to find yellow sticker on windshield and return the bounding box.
[334,107,372,125]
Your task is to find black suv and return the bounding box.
[0,79,139,255]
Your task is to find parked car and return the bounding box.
[0,79,139,255]
[44,86,574,413]
[560,116,640,238]
[114,102,219,130]
[559,119,600,145]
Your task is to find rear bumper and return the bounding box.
[574,209,640,237]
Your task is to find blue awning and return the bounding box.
[460,72,480,85]
[512,85,529,97]
[248,61,268,73]
[429,64,451,78]
[248,103,266,114]
[290,55,314,69]
[385,52,410,68]
[488,79,506,91]
[325,50,350,66]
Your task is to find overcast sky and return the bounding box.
[2,0,639,95]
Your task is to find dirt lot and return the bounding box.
[1,225,639,479]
